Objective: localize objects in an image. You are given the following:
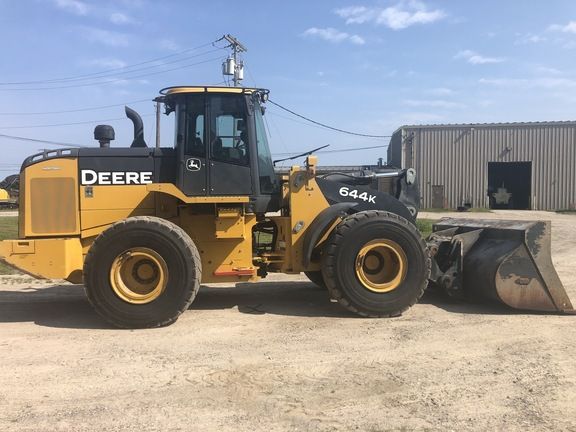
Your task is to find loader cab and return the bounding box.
[161,87,279,213]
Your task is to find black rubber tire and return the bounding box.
[84,216,201,328]
[321,210,430,317]
[304,271,327,289]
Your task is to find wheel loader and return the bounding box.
[0,174,19,209]
[0,86,572,328]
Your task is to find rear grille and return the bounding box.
[30,178,77,234]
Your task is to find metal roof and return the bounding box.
[394,120,576,133]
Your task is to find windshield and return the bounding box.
[254,106,277,194]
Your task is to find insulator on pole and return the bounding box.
[222,57,235,76]
[237,63,244,81]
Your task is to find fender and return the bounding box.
[315,178,416,222]
[302,202,356,267]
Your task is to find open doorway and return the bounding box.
[487,162,532,210]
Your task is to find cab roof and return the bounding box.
[159,86,269,96]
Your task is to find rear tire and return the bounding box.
[321,210,430,317]
[304,271,326,289]
[84,216,201,328]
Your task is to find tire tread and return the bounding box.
[84,216,201,328]
[322,210,430,317]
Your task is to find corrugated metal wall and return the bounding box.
[389,123,576,210]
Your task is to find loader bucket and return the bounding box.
[427,218,574,313]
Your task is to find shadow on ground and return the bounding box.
[191,282,352,318]
[0,281,563,330]
[0,285,110,329]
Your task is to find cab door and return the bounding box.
[207,95,252,196]
[177,95,208,196]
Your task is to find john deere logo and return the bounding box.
[186,158,202,171]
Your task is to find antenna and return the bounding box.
[221,34,247,87]
[273,145,330,166]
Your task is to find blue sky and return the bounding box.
[1,0,576,174]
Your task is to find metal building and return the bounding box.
[387,121,576,210]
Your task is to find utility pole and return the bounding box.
[153,96,162,148]
[222,34,247,87]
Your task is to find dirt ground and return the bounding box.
[1,210,575,431]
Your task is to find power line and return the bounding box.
[272,144,389,157]
[267,109,343,133]
[0,41,221,86]
[0,56,223,91]
[267,100,391,139]
[1,48,223,87]
[0,133,86,147]
[0,98,150,116]
[267,109,389,141]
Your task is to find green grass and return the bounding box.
[416,218,434,238]
[421,207,491,213]
[556,210,576,215]
[0,217,18,274]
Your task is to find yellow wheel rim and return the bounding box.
[110,247,168,304]
[354,239,407,293]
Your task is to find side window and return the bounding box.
[255,108,277,194]
[184,95,205,157]
[210,96,249,166]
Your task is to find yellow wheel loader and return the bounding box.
[0,189,17,209]
[0,174,19,209]
[0,86,572,328]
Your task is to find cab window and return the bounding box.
[209,95,249,166]
[175,95,205,158]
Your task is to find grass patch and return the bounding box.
[421,207,491,213]
[556,210,576,215]
[416,218,434,238]
[0,216,18,274]
[420,208,453,213]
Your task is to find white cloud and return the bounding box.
[479,77,576,89]
[53,0,89,15]
[117,0,145,6]
[111,78,149,86]
[549,21,576,34]
[79,27,130,47]
[349,34,366,45]
[302,27,365,45]
[455,50,505,65]
[515,33,547,45]
[401,111,446,124]
[335,1,446,30]
[402,99,464,109]
[534,66,563,76]
[358,62,397,77]
[110,12,134,25]
[86,58,127,69]
[158,39,181,51]
[426,87,454,96]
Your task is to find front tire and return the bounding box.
[84,216,201,328]
[304,271,326,289]
[321,210,430,317]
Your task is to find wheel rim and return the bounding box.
[110,247,168,304]
[354,239,407,293]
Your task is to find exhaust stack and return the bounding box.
[125,106,147,148]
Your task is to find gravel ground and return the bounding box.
[0,210,575,431]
